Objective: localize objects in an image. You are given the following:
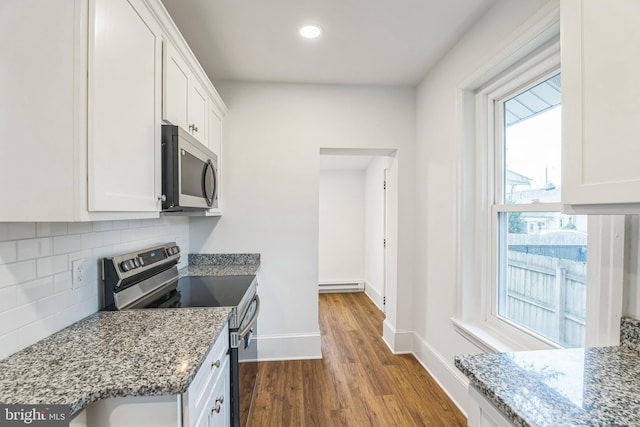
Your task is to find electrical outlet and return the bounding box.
[72,258,88,288]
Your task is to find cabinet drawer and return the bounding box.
[194,355,230,427]
[186,323,229,425]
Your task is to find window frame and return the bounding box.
[451,30,625,352]
[488,61,569,346]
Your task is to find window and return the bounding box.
[453,13,624,354]
[492,71,588,348]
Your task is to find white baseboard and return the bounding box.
[382,319,413,354]
[364,279,384,310]
[411,333,469,416]
[257,333,322,361]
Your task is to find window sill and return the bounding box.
[451,317,559,353]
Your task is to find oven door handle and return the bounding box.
[238,294,260,339]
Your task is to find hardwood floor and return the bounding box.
[248,292,466,426]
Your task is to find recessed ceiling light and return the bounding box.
[299,25,322,39]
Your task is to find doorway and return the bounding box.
[318,148,395,313]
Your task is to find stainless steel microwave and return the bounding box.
[161,125,218,211]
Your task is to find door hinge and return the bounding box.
[383,180,387,190]
[383,296,386,305]
[383,238,386,248]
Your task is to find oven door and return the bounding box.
[236,294,259,427]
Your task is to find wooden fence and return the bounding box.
[502,250,586,347]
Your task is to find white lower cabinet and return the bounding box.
[466,386,513,427]
[75,325,230,427]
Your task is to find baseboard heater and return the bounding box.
[318,280,365,293]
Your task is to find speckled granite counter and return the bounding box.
[182,253,260,276]
[455,317,640,426]
[0,308,231,416]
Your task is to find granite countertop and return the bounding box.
[0,308,231,417]
[183,253,260,276]
[455,317,640,426]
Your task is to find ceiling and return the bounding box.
[160,0,496,86]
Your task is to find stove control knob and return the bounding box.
[120,260,132,272]
[133,257,141,268]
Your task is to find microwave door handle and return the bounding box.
[201,159,215,207]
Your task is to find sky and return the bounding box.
[505,106,561,191]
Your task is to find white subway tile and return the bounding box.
[17,238,52,260]
[19,316,56,349]
[102,230,121,246]
[54,271,73,293]
[112,220,131,230]
[36,223,68,237]
[37,254,68,277]
[0,241,17,264]
[0,303,33,336]
[0,261,37,289]
[54,304,85,332]
[81,232,103,250]
[0,223,36,241]
[93,221,114,231]
[0,331,19,360]
[16,277,55,306]
[0,286,17,312]
[128,220,143,229]
[53,234,82,255]
[69,283,97,306]
[67,222,93,234]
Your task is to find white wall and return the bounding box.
[364,157,387,309]
[412,0,552,409]
[319,170,365,283]
[189,82,415,360]
[0,218,189,360]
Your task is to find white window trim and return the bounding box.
[451,4,624,352]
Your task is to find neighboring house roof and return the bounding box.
[506,169,533,186]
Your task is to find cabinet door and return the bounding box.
[89,0,162,211]
[208,100,223,156]
[207,357,230,427]
[189,81,208,145]
[0,0,80,221]
[562,0,640,210]
[164,42,190,130]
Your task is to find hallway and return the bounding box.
[249,292,466,426]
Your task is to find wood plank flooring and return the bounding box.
[248,292,466,427]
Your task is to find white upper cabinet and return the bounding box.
[561,0,640,212]
[0,0,226,221]
[0,0,80,221]
[208,99,223,156]
[0,0,163,221]
[164,44,190,131]
[163,42,209,146]
[89,0,163,212]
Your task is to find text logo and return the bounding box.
[0,405,68,427]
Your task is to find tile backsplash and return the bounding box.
[0,217,190,359]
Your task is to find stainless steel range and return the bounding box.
[101,242,259,427]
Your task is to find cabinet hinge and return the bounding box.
[383,180,387,190]
[383,239,386,248]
